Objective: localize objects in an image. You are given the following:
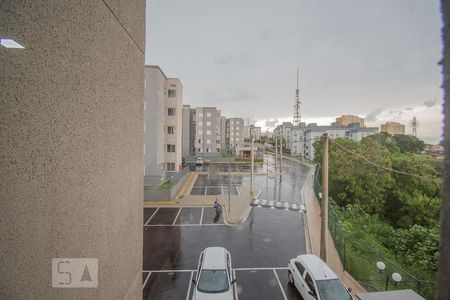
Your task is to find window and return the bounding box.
[236,132,239,136]
[167,126,174,134]
[236,121,239,125]
[305,273,317,296]
[199,121,203,126]
[206,121,211,126]
[198,139,201,143]
[198,130,203,135]
[167,144,175,152]
[295,262,305,276]
[166,162,175,171]
[197,269,229,293]
[206,139,211,144]
[207,112,212,117]
[199,113,203,118]
[206,130,211,135]
[168,108,176,116]
[168,89,176,97]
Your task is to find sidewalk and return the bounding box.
[302,173,366,295]
[143,172,256,225]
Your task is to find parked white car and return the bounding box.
[195,157,204,166]
[288,254,353,300]
[192,247,236,300]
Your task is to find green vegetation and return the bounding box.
[313,133,441,297]
[157,180,172,190]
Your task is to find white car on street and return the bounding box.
[288,254,353,300]
[192,247,236,300]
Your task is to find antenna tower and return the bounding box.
[293,68,301,125]
[412,116,417,137]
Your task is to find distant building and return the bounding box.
[182,105,195,158]
[244,125,262,140]
[302,123,378,160]
[336,114,365,128]
[144,66,183,183]
[226,118,244,151]
[194,107,222,156]
[274,122,294,149]
[380,122,405,135]
[220,116,227,152]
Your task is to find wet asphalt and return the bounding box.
[143,156,312,300]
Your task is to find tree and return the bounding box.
[393,134,426,154]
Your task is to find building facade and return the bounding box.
[226,118,245,150]
[1,1,145,298]
[336,114,366,127]
[144,66,183,182]
[380,121,405,135]
[194,107,221,156]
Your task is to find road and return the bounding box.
[142,155,313,300]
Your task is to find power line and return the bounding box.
[330,139,440,182]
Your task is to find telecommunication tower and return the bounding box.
[293,68,301,126]
[412,116,417,137]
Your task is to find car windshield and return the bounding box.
[316,279,351,300]
[197,269,229,293]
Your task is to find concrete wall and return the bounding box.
[0,1,144,299]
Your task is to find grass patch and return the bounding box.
[157,180,172,190]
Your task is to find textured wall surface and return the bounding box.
[0,1,145,299]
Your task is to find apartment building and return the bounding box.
[290,123,307,156]
[244,125,262,140]
[226,118,245,151]
[274,122,294,149]
[303,123,378,160]
[336,114,366,127]
[194,107,221,156]
[182,105,195,158]
[144,66,182,183]
[380,121,405,135]
[220,116,227,151]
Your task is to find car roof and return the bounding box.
[297,254,338,281]
[202,247,228,269]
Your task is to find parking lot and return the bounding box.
[143,268,302,300]
[143,206,306,299]
[144,207,224,226]
[190,174,243,196]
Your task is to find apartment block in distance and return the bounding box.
[144,66,183,183]
[336,114,366,127]
[182,104,195,159]
[226,118,244,151]
[380,121,405,135]
[194,107,221,156]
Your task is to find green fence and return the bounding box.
[313,166,436,299]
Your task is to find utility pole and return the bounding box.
[228,163,231,214]
[320,133,329,262]
[275,137,278,172]
[280,138,283,178]
[251,138,254,198]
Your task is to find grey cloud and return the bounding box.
[365,108,383,122]
[424,99,438,107]
[204,88,257,103]
[265,119,280,128]
[405,107,414,111]
[214,52,256,67]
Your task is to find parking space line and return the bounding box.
[233,267,288,271]
[172,207,182,225]
[144,207,159,226]
[143,269,196,273]
[273,269,288,300]
[237,187,240,196]
[143,271,151,289]
[221,186,224,195]
[233,270,238,300]
[145,223,225,227]
[186,271,194,300]
[200,207,204,225]
[204,186,208,195]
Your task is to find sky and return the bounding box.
[146,0,443,144]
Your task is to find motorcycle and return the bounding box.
[214,200,222,215]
